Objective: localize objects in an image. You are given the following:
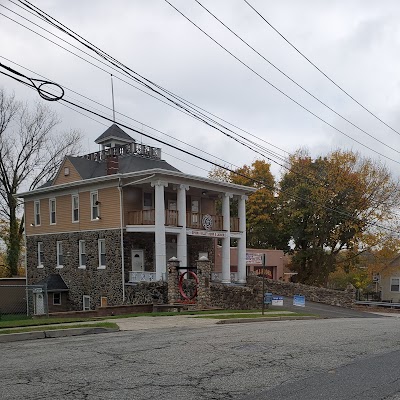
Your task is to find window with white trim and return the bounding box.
[37,242,44,267]
[72,194,79,222]
[79,240,86,268]
[98,239,106,269]
[53,292,61,305]
[34,200,41,226]
[56,241,63,268]
[49,198,56,225]
[390,277,400,292]
[83,295,90,311]
[91,191,99,220]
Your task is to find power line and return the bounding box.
[243,0,400,138]
[2,61,398,236]
[194,0,400,157]
[3,3,400,211]
[4,2,400,215]
[2,55,367,199]
[1,3,288,165]
[164,0,400,167]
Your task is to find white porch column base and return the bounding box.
[237,195,248,284]
[152,180,168,281]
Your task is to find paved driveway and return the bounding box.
[276,297,384,319]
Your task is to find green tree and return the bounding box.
[279,150,400,285]
[0,89,81,276]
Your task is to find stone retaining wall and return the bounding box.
[257,277,355,308]
[208,276,355,309]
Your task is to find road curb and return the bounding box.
[0,327,119,343]
[216,316,323,324]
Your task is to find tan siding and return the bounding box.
[25,187,121,235]
[53,159,82,186]
[25,200,35,236]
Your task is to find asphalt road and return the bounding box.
[1,314,399,399]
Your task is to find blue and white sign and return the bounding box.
[264,292,273,305]
[293,295,306,307]
[272,296,284,306]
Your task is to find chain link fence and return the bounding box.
[0,285,48,320]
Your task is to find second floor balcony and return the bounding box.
[127,210,240,231]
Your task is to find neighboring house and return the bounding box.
[19,124,255,311]
[214,247,284,281]
[380,254,400,303]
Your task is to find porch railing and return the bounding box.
[129,271,157,283]
[127,210,155,225]
[127,210,179,226]
[127,210,239,232]
[186,212,223,231]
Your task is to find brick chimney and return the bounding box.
[106,154,119,175]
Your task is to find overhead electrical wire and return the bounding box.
[0,3,288,166]
[193,0,400,157]
[0,56,332,192]
[4,0,400,204]
[243,0,400,138]
[12,0,400,171]
[1,55,376,203]
[1,61,398,236]
[164,0,400,167]
[3,2,400,213]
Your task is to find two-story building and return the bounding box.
[19,124,255,312]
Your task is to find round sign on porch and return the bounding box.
[202,214,213,230]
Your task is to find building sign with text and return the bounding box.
[246,253,264,265]
[187,229,227,238]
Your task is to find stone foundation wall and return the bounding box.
[125,281,167,305]
[26,229,123,311]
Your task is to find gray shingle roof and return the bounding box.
[66,153,180,180]
[95,124,135,145]
[35,274,69,292]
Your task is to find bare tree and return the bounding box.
[0,88,82,276]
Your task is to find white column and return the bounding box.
[222,192,232,284]
[151,180,168,281]
[177,184,189,269]
[237,195,248,284]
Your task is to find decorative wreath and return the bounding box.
[202,214,213,230]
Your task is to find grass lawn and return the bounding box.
[0,322,118,335]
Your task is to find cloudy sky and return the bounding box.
[1,0,400,181]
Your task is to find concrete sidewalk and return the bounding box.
[0,326,119,343]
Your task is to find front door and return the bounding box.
[34,292,45,315]
[132,250,144,271]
